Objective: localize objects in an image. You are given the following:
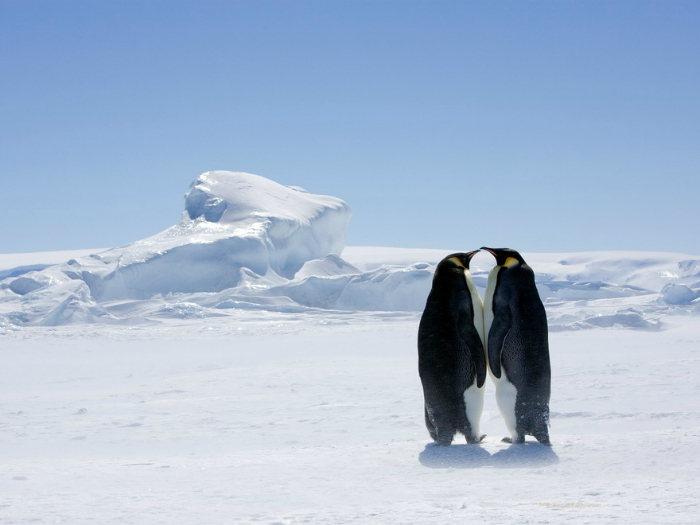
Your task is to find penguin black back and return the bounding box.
[418,252,486,445]
[482,247,551,445]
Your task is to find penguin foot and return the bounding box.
[533,430,551,446]
[466,434,486,444]
[502,436,525,444]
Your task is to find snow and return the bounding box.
[660,283,700,305]
[4,245,699,330]
[1,172,698,329]
[1,171,699,522]
[1,313,699,523]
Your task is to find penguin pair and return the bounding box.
[417,247,551,446]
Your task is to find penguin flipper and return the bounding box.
[487,307,511,379]
[458,310,487,388]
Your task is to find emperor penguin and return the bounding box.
[418,251,487,445]
[482,247,551,445]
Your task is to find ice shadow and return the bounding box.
[419,441,559,469]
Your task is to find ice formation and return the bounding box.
[0,171,699,328]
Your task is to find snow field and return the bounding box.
[1,316,699,523]
[1,172,699,522]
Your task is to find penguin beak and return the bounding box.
[464,250,480,265]
[456,250,480,270]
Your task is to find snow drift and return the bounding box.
[0,171,436,326]
[83,171,353,300]
[1,171,699,328]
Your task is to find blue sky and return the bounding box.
[2,0,699,254]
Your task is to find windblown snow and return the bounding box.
[1,171,699,523]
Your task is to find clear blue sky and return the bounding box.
[2,0,698,254]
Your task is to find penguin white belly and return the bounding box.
[463,269,486,438]
[482,265,518,439]
[463,382,485,437]
[464,270,485,344]
[482,266,500,368]
[493,370,518,439]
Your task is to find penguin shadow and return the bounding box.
[418,443,492,469]
[419,441,559,469]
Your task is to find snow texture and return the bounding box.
[1,302,699,523]
[1,171,699,332]
[0,168,699,522]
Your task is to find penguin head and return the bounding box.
[445,250,480,270]
[433,250,479,282]
[480,247,526,268]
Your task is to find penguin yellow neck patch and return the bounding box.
[448,257,465,268]
[504,257,519,268]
